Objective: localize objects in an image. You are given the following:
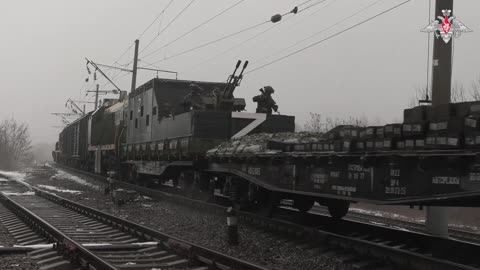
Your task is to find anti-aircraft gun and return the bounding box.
[217,60,249,112]
[181,60,248,113]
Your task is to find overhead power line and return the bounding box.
[138,0,175,40]
[245,0,411,75]
[253,0,382,66]
[102,0,175,78]
[148,3,321,65]
[140,0,197,55]
[181,0,335,74]
[141,0,247,59]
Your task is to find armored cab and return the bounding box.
[122,61,295,178]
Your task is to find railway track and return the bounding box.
[0,173,267,270]
[51,164,480,270]
[314,206,480,243]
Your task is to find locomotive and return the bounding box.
[55,61,480,219]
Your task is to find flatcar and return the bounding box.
[54,62,480,219]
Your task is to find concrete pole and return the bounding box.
[425,0,453,238]
[131,39,140,93]
[431,0,454,105]
[94,84,99,110]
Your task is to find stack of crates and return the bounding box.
[426,104,463,149]
[325,125,361,152]
[403,105,429,150]
[464,103,480,149]
[361,126,384,151]
[380,124,403,150]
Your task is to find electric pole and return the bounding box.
[431,0,454,105]
[94,84,99,110]
[426,0,454,239]
[131,39,140,92]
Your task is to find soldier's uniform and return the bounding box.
[183,84,206,111]
[252,86,278,115]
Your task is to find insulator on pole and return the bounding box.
[271,14,282,23]
[291,6,298,14]
[94,72,97,81]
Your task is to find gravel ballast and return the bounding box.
[0,206,18,246]
[23,166,338,270]
[0,254,39,270]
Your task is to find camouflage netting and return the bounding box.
[207,132,325,156]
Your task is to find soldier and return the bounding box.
[252,86,279,115]
[183,83,206,111]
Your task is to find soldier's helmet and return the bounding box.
[263,86,275,94]
[189,83,202,92]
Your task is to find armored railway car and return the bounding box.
[54,68,480,219]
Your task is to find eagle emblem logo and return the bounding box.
[421,9,472,43]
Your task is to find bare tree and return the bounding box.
[410,77,480,108]
[451,81,467,103]
[0,118,32,170]
[471,75,480,101]
[303,113,369,133]
[408,85,432,108]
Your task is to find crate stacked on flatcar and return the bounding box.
[270,101,480,153]
[464,103,480,148]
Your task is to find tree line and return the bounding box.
[0,118,32,170]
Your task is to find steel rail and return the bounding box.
[0,192,117,270]
[55,164,480,269]
[32,187,268,270]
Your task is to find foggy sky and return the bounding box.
[1,0,479,144]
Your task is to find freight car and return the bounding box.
[54,62,480,219]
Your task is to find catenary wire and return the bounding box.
[141,0,247,59]
[181,0,337,73]
[95,0,175,90]
[140,0,196,55]
[245,0,411,75]
[148,2,327,65]
[138,0,175,40]
[252,0,381,66]
[109,0,174,70]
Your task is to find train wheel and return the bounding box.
[128,165,138,184]
[293,198,315,213]
[254,191,281,217]
[192,172,214,202]
[327,200,350,219]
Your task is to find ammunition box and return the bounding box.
[326,125,355,140]
[465,132,480,149]
[415,139,425,149]
[433,135,463,149]
[455,101,480,118]
[374,139,384,150]
[396,140,405,150]
[403,105,431,123]
[384,124,403,138]
[366,140,375,151]
[428,118,464,135]
[425,136,436,149]
[405,139,415,149]
[355,141,365,151]
[464,116,480,133]
[471,104,480,116]
[430,103,456,121]
[339,127,361,139]
[402,122,427,137]
[293,143,309,152]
